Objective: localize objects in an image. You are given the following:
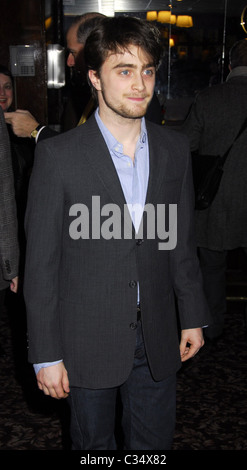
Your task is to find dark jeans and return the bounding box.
[67,320,176,450]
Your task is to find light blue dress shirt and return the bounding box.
[34,109,149,374]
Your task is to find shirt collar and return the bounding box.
[226,66,247,82]
[94,107,147,157]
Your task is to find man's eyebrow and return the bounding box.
[113,63,136,69]
[112,62,155,70]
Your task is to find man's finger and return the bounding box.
[4,112,14,123]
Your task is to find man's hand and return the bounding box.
[10,276,18,293]
[36,362,70,399]
[180,327,204,362]
[4,109,39,138]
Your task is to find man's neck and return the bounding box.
[98,107,142,161]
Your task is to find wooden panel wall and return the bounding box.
[0,0,48,124]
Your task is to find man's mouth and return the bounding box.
[127,96,148,102]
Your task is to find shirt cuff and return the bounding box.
[33,359,63,375]
[35,126,46,142]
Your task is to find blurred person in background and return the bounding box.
[0,65,34,275]
[0,106,19,356]
[182,39,247,341]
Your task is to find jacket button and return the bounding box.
[136,239,144,246]
[5,260,11,274]
[129,322,137,330]
[129,280,137,288]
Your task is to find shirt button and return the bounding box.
[129,280,137,288]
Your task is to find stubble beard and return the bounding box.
[100,86,151,120]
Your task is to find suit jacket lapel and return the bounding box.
[81,116,134,234]
[81,117,169,236]
[82,116,127,208]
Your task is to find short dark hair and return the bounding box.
[0,64,14,85]
[77,14,106,45]
[71,12,104,28]
[229,39,247,69]
[84,15,163,75]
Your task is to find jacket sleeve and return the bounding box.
[181,94,204,152]
[23,139,64,364]
[169,141,211,329]
[37,126,59,142]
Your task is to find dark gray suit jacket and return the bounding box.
[182,69,247,251]
[0,108,19,290]
[24,114,210,389]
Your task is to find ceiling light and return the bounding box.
[176,15,193,27]
[146,11,158,21]
[157,11,171,23]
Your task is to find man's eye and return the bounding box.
[120,70,130,76]
[143,69,154,76]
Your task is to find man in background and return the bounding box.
[182,39,247,340]
[5,13,162,141]
[4,13,105,140]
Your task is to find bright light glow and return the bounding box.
[176,15,193,27]
[146,11,158,21]
[157,11,171,23]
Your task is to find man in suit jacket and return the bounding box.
[24,16,210,450]
[182,39,247,340]
[0,107,19,305]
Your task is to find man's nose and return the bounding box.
[132,74,145,90]
[67,52,75,68]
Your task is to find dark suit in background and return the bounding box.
[182,39,247,339]
[0,107,19,313]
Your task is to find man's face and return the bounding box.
[89,45,155,120]
[66,23,85,75]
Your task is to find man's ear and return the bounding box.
[88,69,101,91]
